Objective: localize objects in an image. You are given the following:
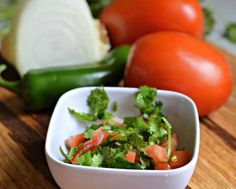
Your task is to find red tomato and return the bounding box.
[71,140,95,164]
[123,151,136,163]
[169,150,191,169]
[124,32,233,116]
[65,133,85,148]
[70,128,109,164]
[155,163,171,170]
[91,127,109,146]
[161,133,178,154]
[145,145,168,163]
[100,0,204,46]
[81,140,96,153]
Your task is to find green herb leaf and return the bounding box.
[68,147,78,161]
[124,116,149,133]
[127,131,146,149]
[148,116,168,144]
[103,111,113,120]
[160,117,172,160]
[110,126,129,135]
[59,146,68,159]
[91,153,103,167]
[134,86,162,116]
[139,151,152,169]
[112,101,118,112]
[87,87,110,119]
[68,108,96,121]
[76,151,92,166]
[98,146,143,169]
[109,157,143,169]
[134,86,157,115]
[223,23,236,43]
[203,7,215,36]
[86,0,111,18]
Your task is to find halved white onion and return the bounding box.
[2,0,109,76]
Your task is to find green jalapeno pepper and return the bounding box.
[0,46,130,112]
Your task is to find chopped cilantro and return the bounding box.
[134,86,162,117]
[124,116,149,133]
[87,87,109,119]
[127,131,146,149]
[107,157,143,169]
[68,147,78,161]
[69,87,113,121]
[91,153,103,167]
[103,111,113,120]
[76,151,92,166]
[112,101,118,112]
[68,108,96,121]
[76,151,103,167]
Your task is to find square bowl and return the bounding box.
[45,87,200,189]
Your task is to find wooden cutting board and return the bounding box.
[0,48,235,189]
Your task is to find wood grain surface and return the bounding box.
[0,49,236,189]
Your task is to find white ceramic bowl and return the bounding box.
[45,87,200,189]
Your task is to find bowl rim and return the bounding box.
[45,86,200,176]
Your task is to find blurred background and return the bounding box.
[202,0,236,55]
[1,0,236,55]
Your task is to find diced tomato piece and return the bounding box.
[65,133,85,148]
[91,127,109,146]
[81,140,96,153]
[70,128,110,164]
[145,145,168,163]
[123,151,136,163]
[71,140,95,164]
[161,133,178,154]
[111,134,119,140]
[169,150,191,169]
[155,163,171,170]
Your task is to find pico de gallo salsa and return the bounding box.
[60,86,191,170]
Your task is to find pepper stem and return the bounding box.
[0,64,22,95]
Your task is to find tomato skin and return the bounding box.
[145,145,168,163]
[100,0,203,46]
[123,151,136,163]
[71,140,96,164]
[65,133,85,148]
[124,32,233,116]
[91,127,109,146]
[169,150,191,169]
[155,163,171,170]
[71,128,109,164]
